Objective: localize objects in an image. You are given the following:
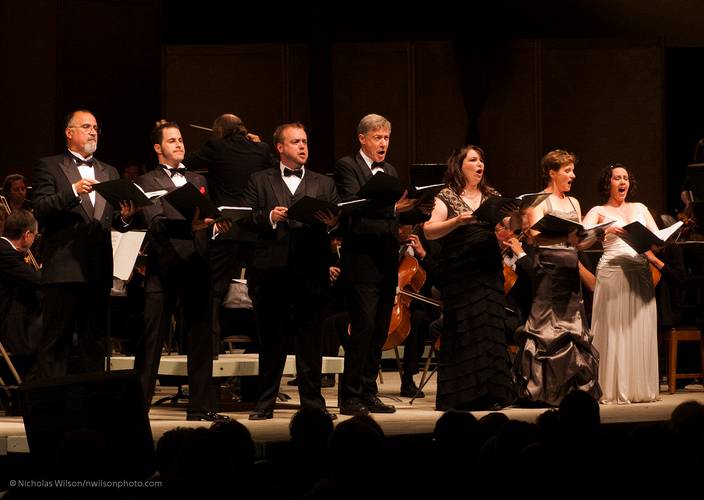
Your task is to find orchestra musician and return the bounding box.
[184,114,278,344]
[0,210,42,378]
[423,145,515,411]
[2,174,32,213]
[397,224,440,398]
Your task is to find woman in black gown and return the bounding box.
[424,145,514,411]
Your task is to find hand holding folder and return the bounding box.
[163,183,221,221]
[473,192,550,226]
[356,172,405,201]
[618,220,683,254]
[286,196,340,225]
[92,179,155,209]
[532,213,615,240]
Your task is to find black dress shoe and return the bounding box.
[187,411,232,422]
[339,399,369,416]
[321,374,336,388]
[248,409,274,420]
[324,410,338,420]
[363,396,396,413]
[286,376,299,386]
[400,379,425,398]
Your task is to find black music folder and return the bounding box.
[473,192,550,226]
[356,172,405,201]
[286,196,340,225]
[218,206,253,222]
[92,179,154,209]
[473,197,518,225]
[515,191,550,209]
[407,183,445,200]
[163,182,221,220]
[532,214,614,239]
[618,220,684,254]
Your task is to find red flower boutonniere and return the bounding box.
[199,186,206,195]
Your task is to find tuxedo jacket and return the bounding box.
[185,134,277,207]
[135,168,210,291]
[334,153,401,283]
[32,153,124,288]
[185,135,277,242]
[0,238,42,355]
[242,167,340,288]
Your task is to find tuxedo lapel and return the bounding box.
[303,171,320,198]
[92,160,109,222]
[266,170,287,207]
[153,168,177,192]
[354,153,373,182]
[59,155,92,221]
[184,171,202,190]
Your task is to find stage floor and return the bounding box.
[2,371,703,454]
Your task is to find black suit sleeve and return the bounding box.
[240,173,276,233]
[334,158,362,202]
[32,159,81,221]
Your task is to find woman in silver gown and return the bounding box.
[513,149,601,406]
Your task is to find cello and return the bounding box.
[384,229,442,351]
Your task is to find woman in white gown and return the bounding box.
[583,164,660,404]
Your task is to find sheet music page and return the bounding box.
[655,220,684,242]
[111,231,146,280]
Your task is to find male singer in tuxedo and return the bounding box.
[0,210,42,375]
[30,109,136,380]
[242,122,339,420]
[135,121,229,422]
[334,114,422,415]
[184,113,277,341]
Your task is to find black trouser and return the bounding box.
[340,280,396,402]
[135,256,216,412]
[249,267,326,413]
[30,283,109,381]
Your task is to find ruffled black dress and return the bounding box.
[434,188,515,411]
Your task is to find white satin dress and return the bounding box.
[591,213,659,404]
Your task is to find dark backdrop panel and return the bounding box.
[332,43,411,182]
[164,44,288,162]
[478,40,543,197]
[56,0,161,173]
[540,39,664,213]
[413,42,468,166]
[665,47,704,215]
[0,1,58,178]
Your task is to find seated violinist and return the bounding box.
[397,224,441,398]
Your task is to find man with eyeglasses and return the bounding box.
[29,109,137,381]
[0,210,42,383]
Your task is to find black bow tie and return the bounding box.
[70,154,95,168]
[283,167,303,178]
[166,167,186,178]
[371,161,385,170]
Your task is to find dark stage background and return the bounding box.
[2,0,704,215]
